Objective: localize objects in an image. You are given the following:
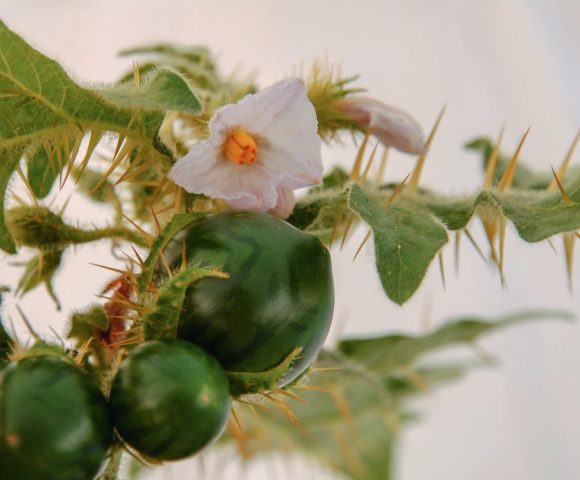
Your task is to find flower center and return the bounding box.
[224,128,257,165]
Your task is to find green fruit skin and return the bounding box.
[175,210,334,386]
[109,340,231,461]
[0,356,113,480]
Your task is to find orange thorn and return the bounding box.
[497,127,530,192]
[374,147,389,187]
[386,172,411,207]
[408,105,446,193]
[349,130,371,181]
[548,130,580,190]
[463,227,488,263]
[483,125,505,188]
[498,217,507,287]
[550,167,574,206]
[563,233,575,292]
[76,129,104,183]
[353,229,372,261]
[360,142,379,182]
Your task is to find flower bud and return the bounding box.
[334,96,425,154]
[5,206,67,249]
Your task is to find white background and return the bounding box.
[1,1,579,479]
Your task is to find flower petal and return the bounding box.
[210,78,311,135]
[268,188,296,219]
[335,96,425,154]
[170,147,278,211]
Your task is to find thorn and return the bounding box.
[438,250,446,289]
[149,206,162,235]
[349,130,371,181]
[373,147,389,187]
[120,213,153,244]
[129,244,145,270]
[360,142,379,182]
[386,172,411,207]
[14,166,39,206]
[330,390,357,438]
[498,217,507,287]
[62,134,83,187]
[408,105,446,193]
[94,295,144,312]
[353,229,372,261]
[480,214,500,266]
[463,227,488,263]
[15,306,41,340]
[497,127,530,192]
[89,263,136,279]
[76,129,103,183]
[57,194,73,216]
[550,167,574,206]
[230,405,244,433]
[454,230,461,275]
[263,393,300,423]
[90,139,137,194]
[291,384,331,394]
[563,233,575,292]
[483,125,505,188]
[273,388,308,404]
[339,214,357,250]
[548,130,579,190]
[546,237,558,254]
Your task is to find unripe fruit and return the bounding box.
[109,340,231,460]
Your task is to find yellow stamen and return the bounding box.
[225,128,257,165]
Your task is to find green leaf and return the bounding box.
[338,310,572,376]
[347,183,448,305]
[479,179,580,242]
[26,144,65,199]
[101,68,202,115]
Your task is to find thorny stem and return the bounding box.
[72,226,148,247]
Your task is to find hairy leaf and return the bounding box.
[101,68,201,114]
[338,310,571,375]
[0,21,202,253]
[348,183,448,305]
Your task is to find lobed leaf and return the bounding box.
[347,183,448,305]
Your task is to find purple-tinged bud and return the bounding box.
[334,97,425,154]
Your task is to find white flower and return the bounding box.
[334,96,425,154]
[168,78,322,216]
